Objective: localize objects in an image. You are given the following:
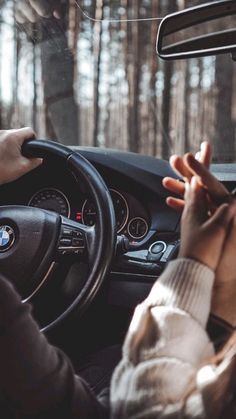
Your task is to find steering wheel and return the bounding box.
[0,140,116,332]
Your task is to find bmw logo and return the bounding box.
[0,226,15,252]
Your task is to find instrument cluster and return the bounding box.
[28,187,150,241]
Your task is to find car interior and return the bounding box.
[0,0,236,395]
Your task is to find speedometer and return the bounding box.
[28,188,71,217]
[82,189,129,233]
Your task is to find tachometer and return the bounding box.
[82,189,129,233]
[28,188,71,218]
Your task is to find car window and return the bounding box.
[77,0,210,21]
[0,0,235,163]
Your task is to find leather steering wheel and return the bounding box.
[0,140,116,332]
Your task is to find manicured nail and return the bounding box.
[195,151,201,161]
[191,176,199,190]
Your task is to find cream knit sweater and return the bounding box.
[111,259,236,418]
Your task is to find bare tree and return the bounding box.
[214,54,234,162]
[93,0,104,147]
[161,0,177,159]
[150,0,159,156]
[40,8,79,145]
[126,0,142,153]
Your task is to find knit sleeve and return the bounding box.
[110,258,217,419]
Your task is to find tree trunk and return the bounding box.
[93,0,104,147]
[214,55,234,162]
[161,61,173,159]
[40,5,79,145]
[150,0,159,156]
[127,0,141,153]
[32,42,37,131]
[161,0,177,159]
[184,60,190,151]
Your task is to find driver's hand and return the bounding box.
[0,128,42,185]
[163,142,229,211]
[15,0,62,24]
[178,176,236,272]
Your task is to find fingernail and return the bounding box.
[169,155,178,163]
[195,151,201,161]
[53,11,61,19]
[185,181,190,193]
[191,176,199,190]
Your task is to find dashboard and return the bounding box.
[0,147,180,249]
[1,147,235,310]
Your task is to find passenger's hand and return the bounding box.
[163,143,236,324]
[163,142,229,211]
[211,214,236,326]
[0,128,42,185]
[179,177,235,272]
[15,0,62,24]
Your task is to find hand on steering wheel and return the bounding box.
[0,139,116,332]
[0,128,42,185]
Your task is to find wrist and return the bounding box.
[211,285,236,327]
[178,251,216,272]
[147,258,215,328]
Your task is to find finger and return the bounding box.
[195,142,211,167]
[21,156,43,171]
[166,197,184,211]
[29,0,53,17]
[52,0,62,19]
[20,1,38,23]
[184,153,229,203]
[29,0,62,18]
[183,177,209,225]
[53,10,61,19]
[195,151,201,161]
[15,9,27,24]
[169,155,192,181]
[199,141,212,168]
[204,203,236,234]
[162,177,185,196]
[11,127,36,146]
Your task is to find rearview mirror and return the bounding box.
[157,0,236,60]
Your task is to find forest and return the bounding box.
[0,0,235,162]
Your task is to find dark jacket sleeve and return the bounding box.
[0,274,107,419]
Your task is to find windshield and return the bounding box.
[0,0,235,163]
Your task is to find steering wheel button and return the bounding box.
[73,249,83,255]
[59,238,72,246]
[62,228,73,237]
[72,238,84,247]
[72,230,83,238]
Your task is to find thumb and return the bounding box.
[204,203,236,236]
[184,176,208,225]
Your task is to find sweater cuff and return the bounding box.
[146,258,214,328]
